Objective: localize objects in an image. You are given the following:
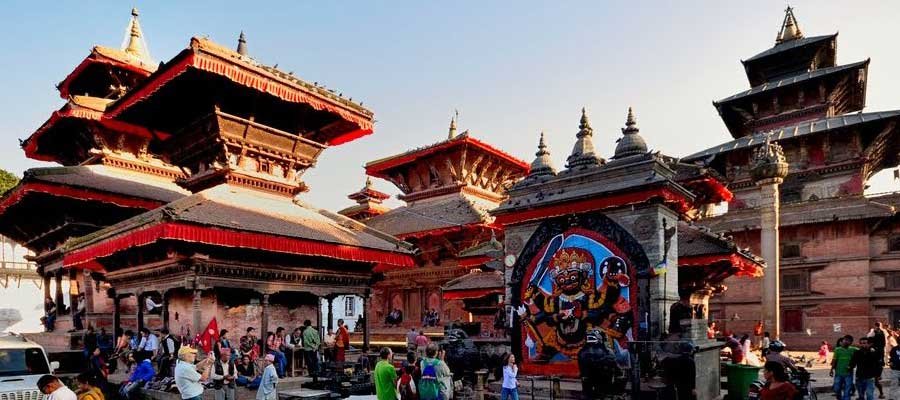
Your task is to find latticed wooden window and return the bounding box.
[781,271,809,295]
[888,235,900,252]
[885,272,900,291]
[782,309,803,332]
[781,243,801,259]
[345,297,355,316]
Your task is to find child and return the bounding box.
[818,340,829,364]
[397,365,418,400]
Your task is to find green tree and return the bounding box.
[0,169,19,194]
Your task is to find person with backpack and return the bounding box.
[418,344,450,400]
[374,347,398,400]
[397,364,418,400]
[160,328,181,378]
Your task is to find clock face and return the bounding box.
[504,254,517,267]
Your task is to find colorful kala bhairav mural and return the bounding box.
[517,227,637,376]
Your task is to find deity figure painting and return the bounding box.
[517,229,635,376]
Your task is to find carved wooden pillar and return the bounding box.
[137,292,145,333]
[192,289,202,335]
[362,293,370,351]
[68,269,78,309]
[43,274,51,302]
[112,296,121,336]
[326,296,334,332]
[260,293,270,347]
[162,291,170,330]
[54,272,64,314]
[316,297,323,342]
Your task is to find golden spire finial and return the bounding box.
[776,6,804,44]
[448,110,458,139]
[123,7,152,64]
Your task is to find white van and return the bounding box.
[0,333,59,400]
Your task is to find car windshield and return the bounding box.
[0,348,50,377]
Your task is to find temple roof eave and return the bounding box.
[742,33,838,64]
[104,37,374,145]
[365,133,529,177]
[61,185,416,271]
[57,45,157,100]
[717,59,869,105]
[685,109,900,162]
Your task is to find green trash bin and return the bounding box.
[724,363,761,400]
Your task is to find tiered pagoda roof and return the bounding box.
[687,7,900,200]
[0,165,187,255]
[0,10,187,264]
[1,9,415,281]
[716,7,870,138]
[338,178,391,221]
[363,119,529,238]
[53,29,416,274]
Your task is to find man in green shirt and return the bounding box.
[831,335,858,400]
[374,347,398,400]
[301,320,321,377]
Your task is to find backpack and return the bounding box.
[418,359,442,400]
[398,374,418,400]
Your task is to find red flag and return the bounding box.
[198,317,219,353]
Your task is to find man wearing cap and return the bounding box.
[37,375,77,400]
[175,346,213,400]
[257,354,279,400]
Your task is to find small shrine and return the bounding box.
[493,108,762,398]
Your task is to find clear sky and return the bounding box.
[1,1,899,210]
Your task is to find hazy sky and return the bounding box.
[1,1,899,210]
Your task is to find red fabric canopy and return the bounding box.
[457,255,492,268]
[442,288,504,300]
[679,254,763,278]
[64,222,415,271]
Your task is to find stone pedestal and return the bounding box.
[685,319,722,400]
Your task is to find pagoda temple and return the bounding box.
[0,10,415,352]
[342,118,530,331]
[686,7,900,347]
[0,10,187,339]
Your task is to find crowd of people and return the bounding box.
[39,318,364,400]
[709,320,900,400]
[372,343,468,400]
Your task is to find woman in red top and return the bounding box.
[759,361,797,400]
[335,319,350,362]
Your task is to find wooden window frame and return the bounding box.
[781,270,810,296]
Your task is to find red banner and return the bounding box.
[197,317,219,353]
